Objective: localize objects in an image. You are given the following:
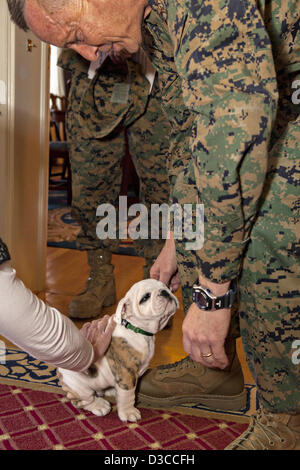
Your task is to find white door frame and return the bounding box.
[0,4,15,251]
[0,4,49,293]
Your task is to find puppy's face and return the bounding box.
[115,279,179,333]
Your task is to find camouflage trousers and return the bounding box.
[172,74,300,413]
[66,79,170,262]
[239,74,300,413]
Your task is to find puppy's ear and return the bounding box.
[114,297,126,324]
[114,297,132,324]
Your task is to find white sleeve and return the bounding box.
[0,262,94,372]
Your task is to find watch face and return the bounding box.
[197,292,208,308]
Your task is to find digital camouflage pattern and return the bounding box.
[58,49,170,262]
[145,0,300,412]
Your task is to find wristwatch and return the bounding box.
[192,280,237,311]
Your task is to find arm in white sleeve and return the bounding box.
[0,262,94,372]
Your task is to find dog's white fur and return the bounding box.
[58,279,178,422]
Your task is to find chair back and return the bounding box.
[49,94,68,142]
[50,109,67,142]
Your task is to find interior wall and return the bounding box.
[0,4,50,293]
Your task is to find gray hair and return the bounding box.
[6,0,69,31]
[6,0,29,31]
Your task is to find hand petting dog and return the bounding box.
[81,315,116,363]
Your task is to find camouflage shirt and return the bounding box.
[145,0,300,282]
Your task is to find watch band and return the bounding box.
[192,280,237,311]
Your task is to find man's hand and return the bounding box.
[182,276,232,369]
[150,232,180,292]
[81,315,116,363]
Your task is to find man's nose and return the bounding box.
[70,44,99,61]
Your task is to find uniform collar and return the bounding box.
[147,0,167,21]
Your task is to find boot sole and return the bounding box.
[137,389,247,411]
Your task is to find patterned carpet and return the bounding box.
[0,382,249,451]
[0,347,257,450]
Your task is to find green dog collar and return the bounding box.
[121,319,154,337]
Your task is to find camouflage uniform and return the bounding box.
[144,0,300,413]
[58,49,170,262]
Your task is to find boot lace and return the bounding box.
[231,410,286,450]
[157,356,197,374]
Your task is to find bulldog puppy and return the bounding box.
[58,279,178,422]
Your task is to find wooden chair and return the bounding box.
[49,94,72,205]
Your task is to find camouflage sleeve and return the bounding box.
[170,0,279,283]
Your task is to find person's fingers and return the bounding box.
[210,341,228,369]
[159,270,173,287]
[183,331,225,369]
[87,321,99,344]
[80,322,92,340]
[150,261,172,286]
[104,318,116,334]
[170,271,180,292]
[150,264,160,280]
[96,315,110,333]
[187,337,213,366]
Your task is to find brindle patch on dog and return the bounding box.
[87,364,98,378]
[106,337,143,390]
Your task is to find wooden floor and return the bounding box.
[2,246,254,384]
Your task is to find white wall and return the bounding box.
[50,46,66,99]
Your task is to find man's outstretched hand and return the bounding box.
[150,232,180,292]
[81,315,116,363]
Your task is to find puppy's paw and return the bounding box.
[104,388,116,398]
[84,397,111,417]
[118,406,141,423]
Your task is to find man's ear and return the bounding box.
[114,297,133,324]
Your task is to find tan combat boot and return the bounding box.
[69,249,116,319]
[225,408,300,450]
[136,340,246,411]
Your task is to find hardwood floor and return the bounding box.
[2,246,254,384]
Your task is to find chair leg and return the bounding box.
[62,157,68,180]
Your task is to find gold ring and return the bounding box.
[201,352,213,358]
